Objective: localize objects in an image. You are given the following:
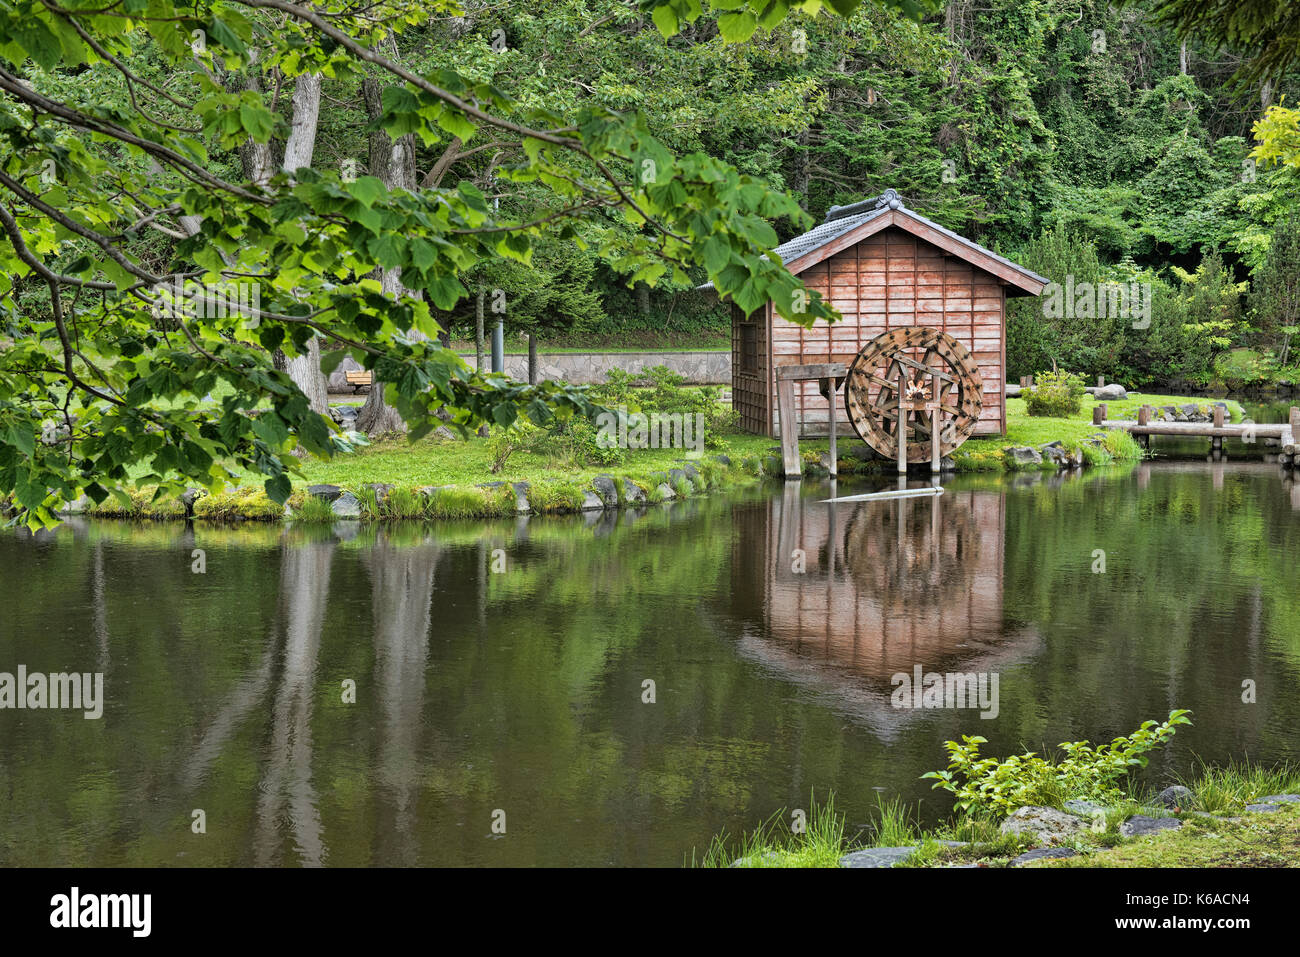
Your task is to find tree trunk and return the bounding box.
[356,66,425,437]
[280,73,329,418]
[528,332,538,385]
[1179,41,1188,75]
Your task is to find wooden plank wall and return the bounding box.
[731,301,769,435]
[768,227,1006,439]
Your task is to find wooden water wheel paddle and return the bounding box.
[844,327,983,463]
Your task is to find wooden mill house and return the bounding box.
[709,190,1048,441]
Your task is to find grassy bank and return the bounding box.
[67,391,1243,523]
[709,761,1300,869]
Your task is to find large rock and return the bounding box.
[363,482,393,507]
[1094,383,1128,400]
[623,481,647,505]
[1010,847,1077,866]
[580,491,605,511]
[1245,803,1283,814]
[330,491,361,519]
[1119,815,1183,838]
[1155,785,1194,809]
[1006,383,1022,398]
[590,475,619,507]
[655,483,676,501]
[999,806,1087,845]
[307,484,343,502]
[1039,441,1069,468]
[838,846,918,868]
[1004,446,1043,468]
[1258,794,1300,804]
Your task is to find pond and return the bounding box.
[1,454,1298,866]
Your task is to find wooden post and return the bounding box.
[1213,404,1225,429]
[897,371,908,474]
[1137,405,1150,426]
[1290,406,1299,441]
[776,376,801,479]
[1093,403,1107,426]
[930,370,941,474]
[823,376,838,479]
[1097,375,1105,388]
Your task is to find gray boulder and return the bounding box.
[1095,384,1127,400]
[580,491,605,511]
[999,806,1087,845]
[1155,785,1194,809]
[1258,794,1300,804]
[1006,383,1022,398]
[1010,847,1077,866]
[1120,815,1183,838]
[1245,803,1283,814]
[307,484,343,502]
[363,482,393,507]
[330,491,361,519]
[623,481,647,505]
[655,483,676,501]
[590,475,619,507]
[1039,441,1069,468]
[1004,446,1043,467]
[838,846,918,868]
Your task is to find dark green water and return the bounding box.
[1,460,1298,866]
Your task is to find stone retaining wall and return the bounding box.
[327,350,730,391]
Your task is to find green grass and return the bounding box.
[708,759,1300,869]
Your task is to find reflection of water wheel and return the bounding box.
[841,492,980,602]
[844,327,983,462]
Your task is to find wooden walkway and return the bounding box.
[1093,402,1297,466]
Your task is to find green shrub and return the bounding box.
[1024,369,1087,417]
[922,710,1192,816]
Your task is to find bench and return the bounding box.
[344,370,374,394]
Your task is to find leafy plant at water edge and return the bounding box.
[922,710,1193,816]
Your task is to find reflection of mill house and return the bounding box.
[729,486,1041,735]
[703,190,1048,443]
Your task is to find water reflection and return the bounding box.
[731,482,1040,738]
[1,461,1299,866]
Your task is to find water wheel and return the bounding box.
[844,327,983,462]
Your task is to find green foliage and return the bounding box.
[1023,369,1087,417]
[922,710,1193,816]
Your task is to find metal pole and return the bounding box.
[492,320,504,374]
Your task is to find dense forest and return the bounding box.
[422,0,1300,391]
[459,0,1300,391]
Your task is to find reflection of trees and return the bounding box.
[363,531,441,865]
[254,535,334,867]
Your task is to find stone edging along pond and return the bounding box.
[44,428,1141,525]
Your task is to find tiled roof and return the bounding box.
[697,189,1048,292]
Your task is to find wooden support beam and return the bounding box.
[1137,405,1150,426]
[776,375,801,479]
[822,375,838,478]
[930,372,941,473]
[1093,403,1107,426]
[1213,404,1225,429]
[897,370,908,474]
